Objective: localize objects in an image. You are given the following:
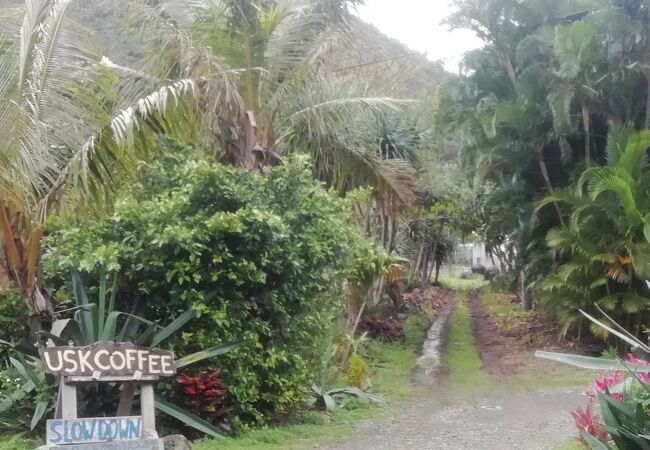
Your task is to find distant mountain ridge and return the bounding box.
[0,1,445,99]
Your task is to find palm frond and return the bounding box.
[36,78,199,219]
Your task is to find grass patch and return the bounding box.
[481,291,593,390]
[439,275,488,292]
[0,434,40,450]
[195,340,419,450]
[443,294,491,392]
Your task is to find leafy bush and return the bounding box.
[346,354,369,388]
[0,270,238,437]
[175,369,231,432]
[358,317,403,340]
[402,314,430,349]
[490,272,517,293]
[43,143,360,426]
[0,356,56,433]
[0,290,30,362]
[540,130,650,336]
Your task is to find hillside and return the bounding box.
[0,1,445,99]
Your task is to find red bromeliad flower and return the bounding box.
[571,403,609,443]
[588,372,625,401]
[625,354,650,384]
[175,369,231,429]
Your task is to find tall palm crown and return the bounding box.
[0,0,199,310]
[121,0,419,205]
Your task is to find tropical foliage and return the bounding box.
[438,0,650,333]
[537,308,650,448]
[43,143,366,425]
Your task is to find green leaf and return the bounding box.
[175,342,243,369]
[535,351,650,372]
[154,396,227,439]
[323,393,336,412]
[579,430,611,449]
[10,355,38,386]
[98,265,107,336]
[72,270,95,342]
[37,331,68,346]
[151,309,196,347]
[30,401,48,431]
[582,309,650,353]
[101,311,126,341]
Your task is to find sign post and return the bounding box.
[39,342,180,450]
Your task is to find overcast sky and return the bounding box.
[357,0,483,72]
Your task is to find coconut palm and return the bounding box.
[116,0,420,205]
[0,0,213,312]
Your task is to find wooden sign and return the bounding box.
[47,416,142,445]
[41,342,175,379]
[44,438,163,450]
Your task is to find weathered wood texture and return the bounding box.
[42,342,175,378]
[47,416,142,445]
[41,438,164,450]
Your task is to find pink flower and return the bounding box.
[625,354,650,384]
[571,403,609,443]
[587,372,625,401]
[591,372,624,393]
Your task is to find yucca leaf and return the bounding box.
[535,351,650,372]
[98,265,107,336]
[174,342,242,369]
[579,430,611,450]
[30,401,48,431]
[71,270,95,342]
[151,309,196,347]
[321,393,335,412]
[154,396,227,438]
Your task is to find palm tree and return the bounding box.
[0,0,211,312]
[117,0,420,205]
[541,127,650,335]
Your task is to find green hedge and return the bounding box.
[43,142,359,426]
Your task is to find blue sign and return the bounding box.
[46,416,142,445]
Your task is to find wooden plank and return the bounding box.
[42,438,164,450]
[46,416,142,445]
[140,384,157,439]
[65,375,159,384]
[60,382,77,420]
[41,342,175,378]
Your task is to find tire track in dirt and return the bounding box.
[468,289,521,376]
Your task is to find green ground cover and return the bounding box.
[443,294,491,392]
[195,341,420,450]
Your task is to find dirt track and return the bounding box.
[319,291,585,450]
[318,386,584,450]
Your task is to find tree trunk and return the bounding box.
[520,270,533,311]
[410,245,425,286]
[643,67,650,130]
[420,251,431,286]
[0,204,49,314]
[582,104,591,168]
[434,260,441,284]
[497,47,516,88]
[537,151,565,226]
[346,281,361,331]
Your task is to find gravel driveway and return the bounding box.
[318,386,584,450]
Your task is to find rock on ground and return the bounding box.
[319,386,584,450]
